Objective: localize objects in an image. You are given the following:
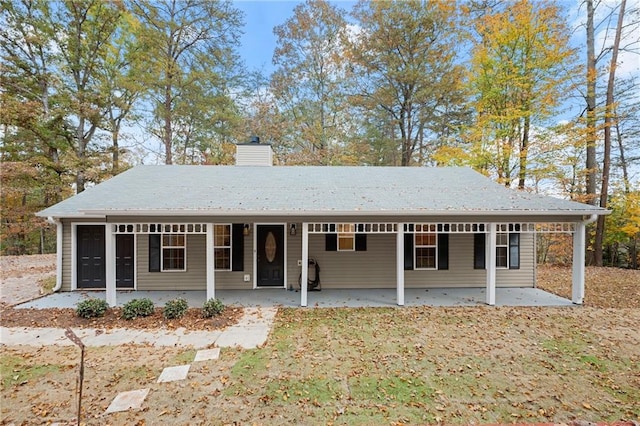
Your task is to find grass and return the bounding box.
[0,355,62,390]
[38,275,56,294]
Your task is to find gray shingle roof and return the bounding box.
[37,165,606,218]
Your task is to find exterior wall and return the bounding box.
[60,217,537,291]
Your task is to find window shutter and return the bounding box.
[474,233,485,269]
[355,234,367,251]
[325,234,337,251]
[232,224,244,271]
[509,233,520,269]
[404,233,414,270]
[437,234,449,270]
[149,234,160,272]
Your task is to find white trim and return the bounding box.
[253,223,287,289]
[486,223,497,305]
[206,224,215,300]
[160,234,187,272]
[77,209,607,218]
[572,222,586,304]
[301,222,309,307]
[396,224,405,306]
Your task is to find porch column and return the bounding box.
[485,223,497,305]
[206,224,215,300]
[105,225,117,307]
[571,222,586,304]
[396,223,405,306]
[301,222,309,307]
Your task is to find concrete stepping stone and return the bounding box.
[157,364,190,383]
[193,348,220,362]
[105,388,149,413]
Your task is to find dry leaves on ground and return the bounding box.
[536,265,640,308]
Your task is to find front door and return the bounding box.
[257,225,285,287]
[116,234,134,288]
[77,225,105,288]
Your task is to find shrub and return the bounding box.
[76,298,109,318]
[202,298,224,318]
[163,298,188,319]
[122,298,154,320]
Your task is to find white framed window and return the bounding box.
[415,232,437,269]
[214,224,231,270]
[496,232,508,268]
[162,234,186,271]
[337,223,355,251]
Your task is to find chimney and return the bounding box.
[235,136,273,166]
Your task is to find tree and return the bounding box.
[271,0,350,165]
[347,0,466,166]
[466,0,576,188]
[594,0,627,266]
[131,0,243,165]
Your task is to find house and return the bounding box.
[36,140,608,307]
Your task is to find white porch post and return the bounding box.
[301,222,309,307]
[485,223,497,305]
[206,224,215,300]
[105,225,117,307]
[572,222,586,304]
[396,223,405,306]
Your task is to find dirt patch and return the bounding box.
[0,254,56,306]
[537,265,640,309]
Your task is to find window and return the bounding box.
[162,234,186,271]
[496,233,508,268]
[415,233,437,269]
[473,233,520,270]
[337,224,355,251]
[214,224,231,270]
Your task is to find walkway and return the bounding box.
[0,307,276,349]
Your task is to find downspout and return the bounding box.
[47,217,63,292]
[583,214,598,225]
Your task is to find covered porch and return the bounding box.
[17,287,574,309]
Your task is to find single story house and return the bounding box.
[37,141,607,307]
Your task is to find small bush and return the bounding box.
[76,298,109,318]
[122,298,154,320]
[202,298,224,318]
[163,298,188,319]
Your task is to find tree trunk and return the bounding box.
[594,0,625,266]
[518,115,530,189]
[585,0,597,206]
[164,85,173,165]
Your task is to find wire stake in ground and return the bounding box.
[65,328,85,425]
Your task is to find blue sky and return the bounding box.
[234,1,301,73]
[234,1,357,74]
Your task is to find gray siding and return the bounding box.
[60,218,536,291]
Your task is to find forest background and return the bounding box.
[1,0,639,268]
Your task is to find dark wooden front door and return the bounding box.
[116,234,134,288]
[77,225,105,288]
[257,225,285,287]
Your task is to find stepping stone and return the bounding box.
[105,388,150,413]
[157,364,190,383]
[193,348,220,362]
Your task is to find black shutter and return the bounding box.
[437,234,449,270]
[149,234,161,272]
[404,233,414,270]
[474,233,485,269]
[355,234,367,251]
[325,234,337,251]
[509,233,520,269]
[232,224,244,271]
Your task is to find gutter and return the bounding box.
[583,214,598,224]
[46,217,63,292]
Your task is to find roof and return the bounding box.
[37,165,607,218]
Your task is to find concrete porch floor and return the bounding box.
[15,287,574,309]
